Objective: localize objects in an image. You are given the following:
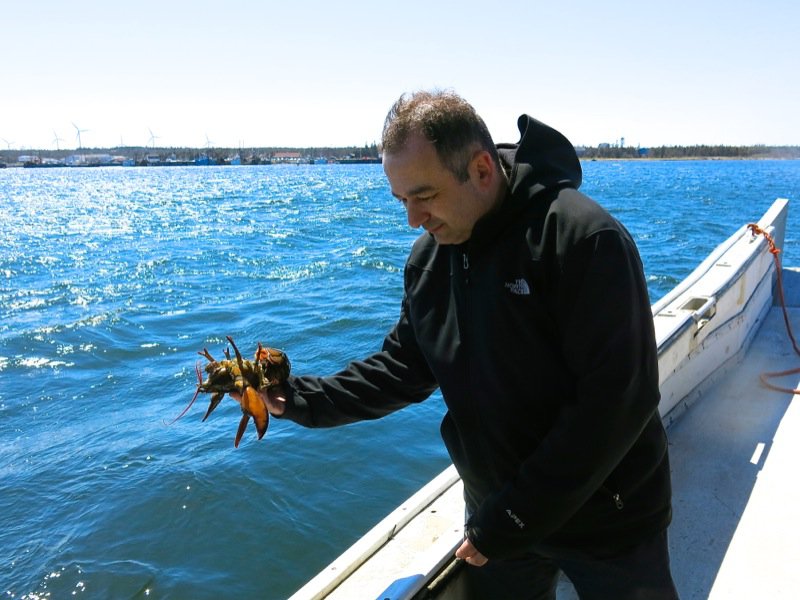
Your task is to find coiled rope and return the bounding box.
[747,223,800,394]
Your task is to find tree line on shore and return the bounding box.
[579,144,800,160]
[2,143,799,165]
[0,143,382,165]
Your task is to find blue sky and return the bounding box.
[2,0,798,150]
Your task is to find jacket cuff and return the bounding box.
[466,486,536,560]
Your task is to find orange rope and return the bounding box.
[747,223,800,395]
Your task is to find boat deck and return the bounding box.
[558,267,800,599]
[664,266,800,599]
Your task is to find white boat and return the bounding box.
[290,198,797,599]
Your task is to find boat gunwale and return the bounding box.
[652,199,788,357]
[654,227,775,357]
[289,466,461,600]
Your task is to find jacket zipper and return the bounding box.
[462,252,470,284]
[601,485,625,510]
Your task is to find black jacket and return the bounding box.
[280,115,672,559]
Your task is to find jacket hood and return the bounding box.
[467,116,582,250]
[498,115,583,198]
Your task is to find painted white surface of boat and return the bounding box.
[652,198,788,423]
[290,198,796,600]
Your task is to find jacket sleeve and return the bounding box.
[467,228,661,558]
[278,295,439,428]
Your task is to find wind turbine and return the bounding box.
[72,122,88,151]
[147,128,160,149]
[1,138,13,150]
[53,130,64,151]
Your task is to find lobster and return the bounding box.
[169,336,290,447]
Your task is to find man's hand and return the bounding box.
[229,385,287,416]
[455,538,488,567]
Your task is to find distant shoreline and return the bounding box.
[576,145,800,161]
[1,143,798,169]
[2,157,798,169]
[581,155,800,161]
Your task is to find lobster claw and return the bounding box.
[233,386,270,447]
[234,414,249,449]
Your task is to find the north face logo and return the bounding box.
[505,278,531,295]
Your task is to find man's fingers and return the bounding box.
[455,539,471,560]
[455,539,488,567]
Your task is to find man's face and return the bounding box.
[383,132,490,245]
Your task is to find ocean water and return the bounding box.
[1,160,798,599]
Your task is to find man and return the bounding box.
[254,90,678,599]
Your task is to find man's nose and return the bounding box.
[405,198,428,229]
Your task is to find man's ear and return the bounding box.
[470,149,497,190]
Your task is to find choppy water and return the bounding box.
[1,160,798,599]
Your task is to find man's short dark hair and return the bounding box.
[382,90,500,182]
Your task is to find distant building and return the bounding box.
[272,151,302,163]
[64,153,114,166]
